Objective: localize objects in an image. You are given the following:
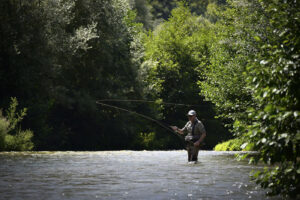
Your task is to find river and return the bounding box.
[0,151,281,200]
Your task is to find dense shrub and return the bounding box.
[214,138,253,151]
[200,0,299,197]
[0,98,34,151]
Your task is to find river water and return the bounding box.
[0,151,281,200]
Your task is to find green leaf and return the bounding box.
[264,104,273,112]
[260,60,269,65]
[254,36,261,42]
[240,142,248,149]
[279,133,288,138]
[285,168,292,173]
[295,132,300,140]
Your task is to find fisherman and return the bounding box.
[171,110,206,162]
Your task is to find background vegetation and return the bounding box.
[0,97,34,151]
[0,0,231,151]
[1,0,149,150]
[0,0,299,197]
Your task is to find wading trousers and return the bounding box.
[186,142,200,162]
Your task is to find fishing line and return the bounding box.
[96,99,201,107]
[95,101,182,139]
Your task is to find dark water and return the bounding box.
[0,151,281,200]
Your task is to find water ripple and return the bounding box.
[0,151,281,200]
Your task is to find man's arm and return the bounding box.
[170,126,185,135]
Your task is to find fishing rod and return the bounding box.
[95,101,182,139]
[96,99,201,107]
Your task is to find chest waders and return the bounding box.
[186,121,200,162]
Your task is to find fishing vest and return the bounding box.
[184,118,205,142]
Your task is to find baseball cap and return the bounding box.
[187,110,196,116]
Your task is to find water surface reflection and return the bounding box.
[0,151,281,200]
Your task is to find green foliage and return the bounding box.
[4,130,34,151]
[199,0,258,131]
[142,3,231,149]
[244,1,300,197]
[143,3,213,98]
[139,132,156,149]
[0,113,9,150]
[0,0,149,150]
[214,138,253,151]
[131,132,162,149]
[0,98,34,151]
[148,0,227,23]
[5,97,27,133]
[200,0,300,197]
[0,0,231,151]
[129,0,153,29]
[147,0,177,21]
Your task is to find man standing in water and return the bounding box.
[171,110,206,162]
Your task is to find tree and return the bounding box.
[129,0,153,30]
[0,0,55,148]
[244,0,300,197]
[142,4,230,149]
[38,0,147,150]
[0,0,149,150]
[147,0,227,23]
[199,0,300,197]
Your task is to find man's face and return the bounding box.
[188,115,195,122]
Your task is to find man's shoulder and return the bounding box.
[196,119,204,126]
[195,118,202,123]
